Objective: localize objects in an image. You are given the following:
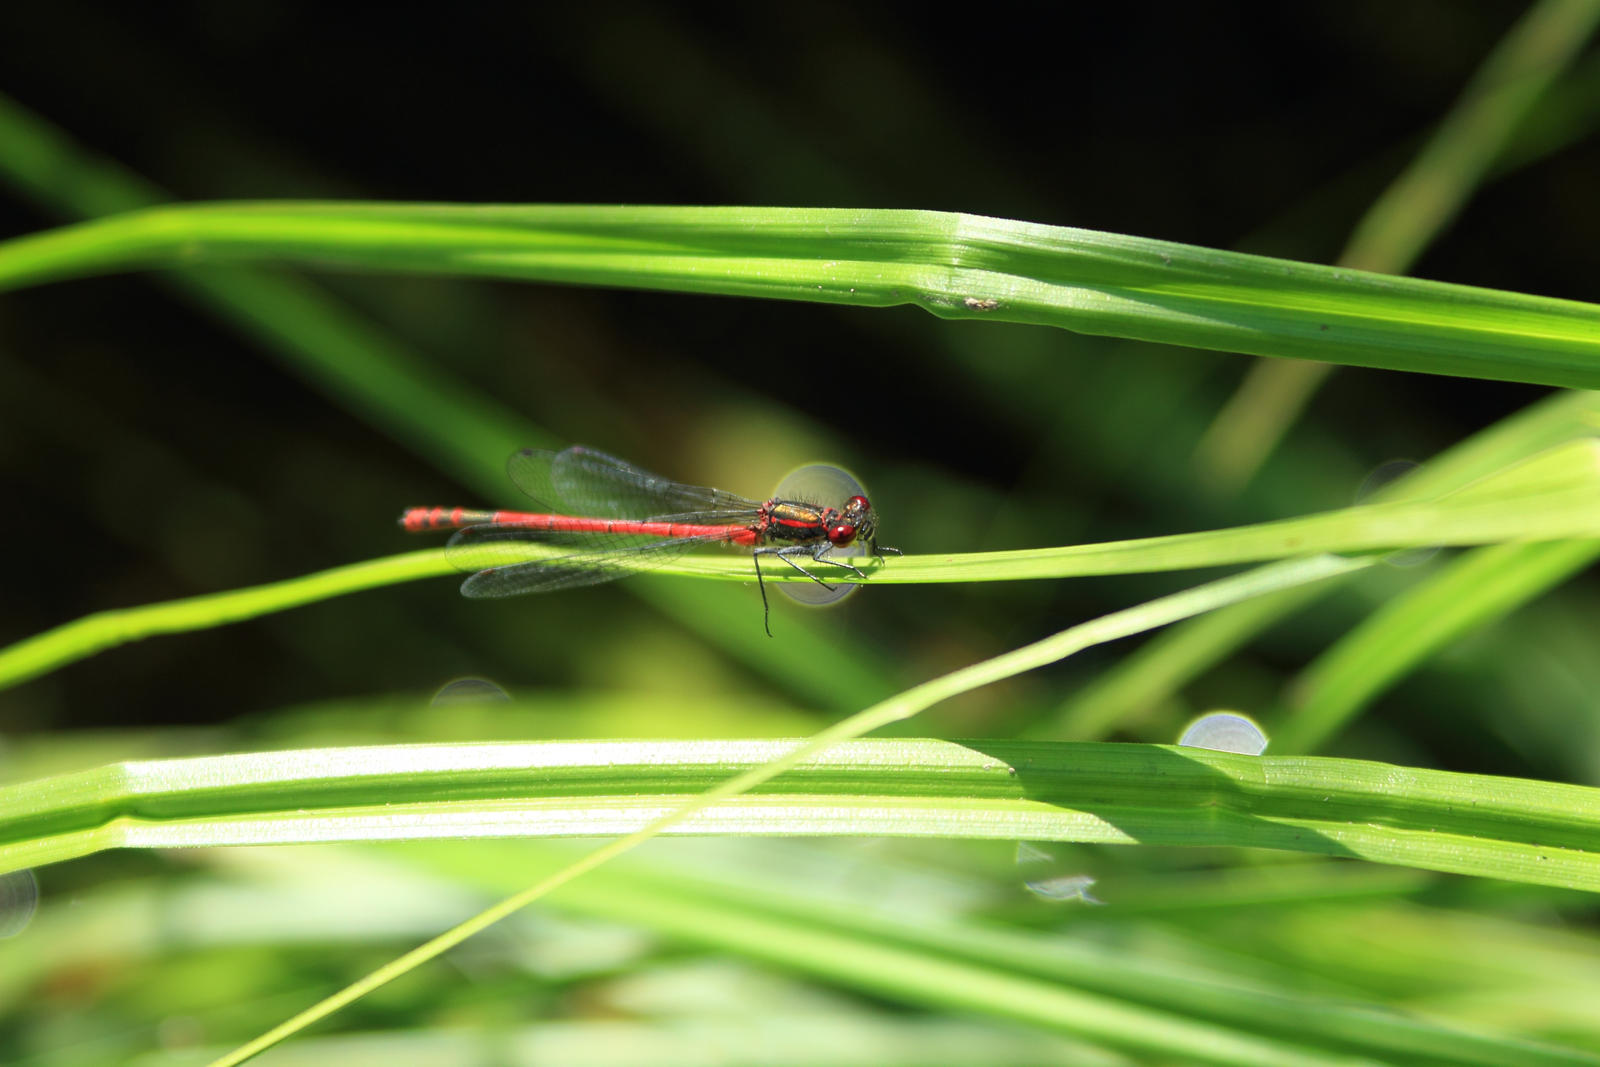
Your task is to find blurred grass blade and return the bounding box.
[538,863,1453,1066]
[1342,0,1600,274]
[8,736,1600,895]
[506,842,1598,1067]
[192,1020,1121,1067]
[2,200,1600,389]
[1043,390,1600,739]
[1274,539,1600,753]
[8,441,1600,692]
[0,93,899,714]
[0,94,533,495]
[1196,0,1600,490]
[197,555,1365,1066]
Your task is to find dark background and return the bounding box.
[1,4,1595,774]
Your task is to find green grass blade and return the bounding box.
[0,94,900,714]
[1041,580,1334,741]
[1341,0,1600,275]
[514,843,1600,1067]
[0,550,452,691]
[1197,0,1600,489]
[1042,391,1600,739]
[8,735,1600,895]
[172,556,1362,1065]
[1275,539,1600,753]
[538,866,1396,1067]
[8,441,1599,693]
[2,200,1599,389]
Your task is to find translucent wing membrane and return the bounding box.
[507,446,757,518]
[450,526,723,597]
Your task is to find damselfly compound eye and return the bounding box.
[827,522,857,546]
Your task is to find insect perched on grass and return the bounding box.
[401,445,898,634]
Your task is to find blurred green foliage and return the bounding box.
[4,4,1600,1064]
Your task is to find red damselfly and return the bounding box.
[401,445,897,635]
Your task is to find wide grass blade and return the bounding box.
[52,556,1367,1065]
[7,736,1600,894]
[2,200,1598,389]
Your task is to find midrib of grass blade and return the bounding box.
[2,201,1599,390]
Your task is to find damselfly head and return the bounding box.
[832,494,875,546]
[772,464,875,607]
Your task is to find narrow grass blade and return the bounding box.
[1275,539,1600,753]
[1196,0,1600,489]
[8,441,1599,693]
[0,93,899,714]
[1041,391,1600,739]
[517,843,1600,1067]
[1041,580,1336,741]
[0,550,453,691]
